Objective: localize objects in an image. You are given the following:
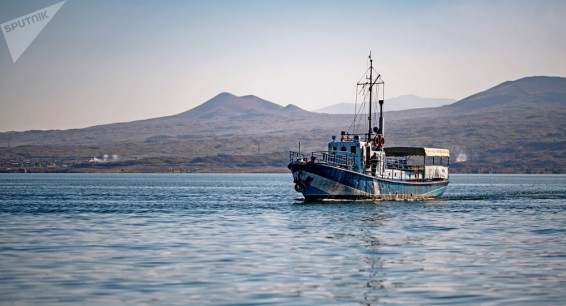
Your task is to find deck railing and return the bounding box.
[289,151,357,171]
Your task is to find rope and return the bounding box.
[347,65,372,134]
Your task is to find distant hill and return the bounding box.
[387,76,566,173]
[0,93,319,147]
[443,76,566,114]
[0,76,564,173]
[176,92,311,120]
[314,95,455,114]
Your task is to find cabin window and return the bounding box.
[341,146,346,151]
[350,146,356,154]
[332,146,337,152]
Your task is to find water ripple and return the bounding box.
[0,173,565,305]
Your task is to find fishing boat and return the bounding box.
[288,54,450,201]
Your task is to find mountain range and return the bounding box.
[0,76,564,173]
[314,95,455,114]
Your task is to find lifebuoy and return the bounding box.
[373,135,384,147]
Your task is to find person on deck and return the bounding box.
[370,152,378,176]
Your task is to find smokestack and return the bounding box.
[378,99,384,134]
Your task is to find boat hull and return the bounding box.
[288,161,448,201]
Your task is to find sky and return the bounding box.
[0,0,565,132]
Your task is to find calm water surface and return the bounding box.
[0,174,565,305]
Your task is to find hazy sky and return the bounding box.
[0,0,565,131]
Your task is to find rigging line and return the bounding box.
[351,83,361,129]
[358,82,368,95]
[349,56,370,134]
[356,67,371,86]
[354,89,369,134]
[349,65,372,133]
[347,86,368,134]
[348,85,359,133]
[357,93,367,130]
[357,69,368,84]
[349,73,370,133]
[348,59,381,135]
[348,90,363,133]
[357,98,367,128]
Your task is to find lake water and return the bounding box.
[0,174,565,305]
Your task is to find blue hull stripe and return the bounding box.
[289,162,448,200]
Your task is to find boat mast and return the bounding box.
[357,52,384,144]
[368,54,374,142]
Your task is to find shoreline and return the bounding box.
[1,167,563,175]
